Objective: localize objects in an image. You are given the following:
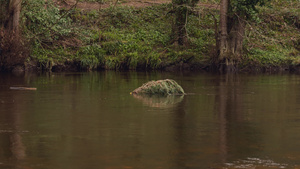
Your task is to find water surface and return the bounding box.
[0,71,300,169]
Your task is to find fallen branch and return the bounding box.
[10,87,37,91]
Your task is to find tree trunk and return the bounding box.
[0,0,26,72]
[176,6,188,46]
[217,0,246,72]
[172,0,189,46]
[7,0,22,34]
[227,17,246,59]
[219,0,228,58]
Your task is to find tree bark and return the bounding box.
[0,0,26,71]
[227,17,246,57]
[217,0,246,72]
[7,0,22,34]
[174,2,188,46]
[172,0,191,46]
[219,0,228,58]
[176,6,188,46]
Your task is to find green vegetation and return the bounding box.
[131,79,185,95]
[1,0,299,72]
[243,1,300,70]
[22,2,211,71]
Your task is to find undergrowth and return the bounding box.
[242,0,300,70]
[16,0,300,72]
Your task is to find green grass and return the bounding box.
[22,0,300,72]
[242,1,300,70]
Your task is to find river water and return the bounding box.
[0,71,300,169]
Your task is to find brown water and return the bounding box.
[1,71,300,169]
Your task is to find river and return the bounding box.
[0,71,300,169]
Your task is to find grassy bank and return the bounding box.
[20,0,300,72]
[243,1,300,71]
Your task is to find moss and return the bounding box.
[131,79,185,96]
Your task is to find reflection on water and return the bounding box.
[215,74,263,165]
[132,94,184,108]
[0,71,300,169]
[0,74,27,169]
[225,157,289,169]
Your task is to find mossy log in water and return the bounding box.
[131,79,185,96]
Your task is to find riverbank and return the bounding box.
[1,0,300,73]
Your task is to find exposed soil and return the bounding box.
[55,0,218,10]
